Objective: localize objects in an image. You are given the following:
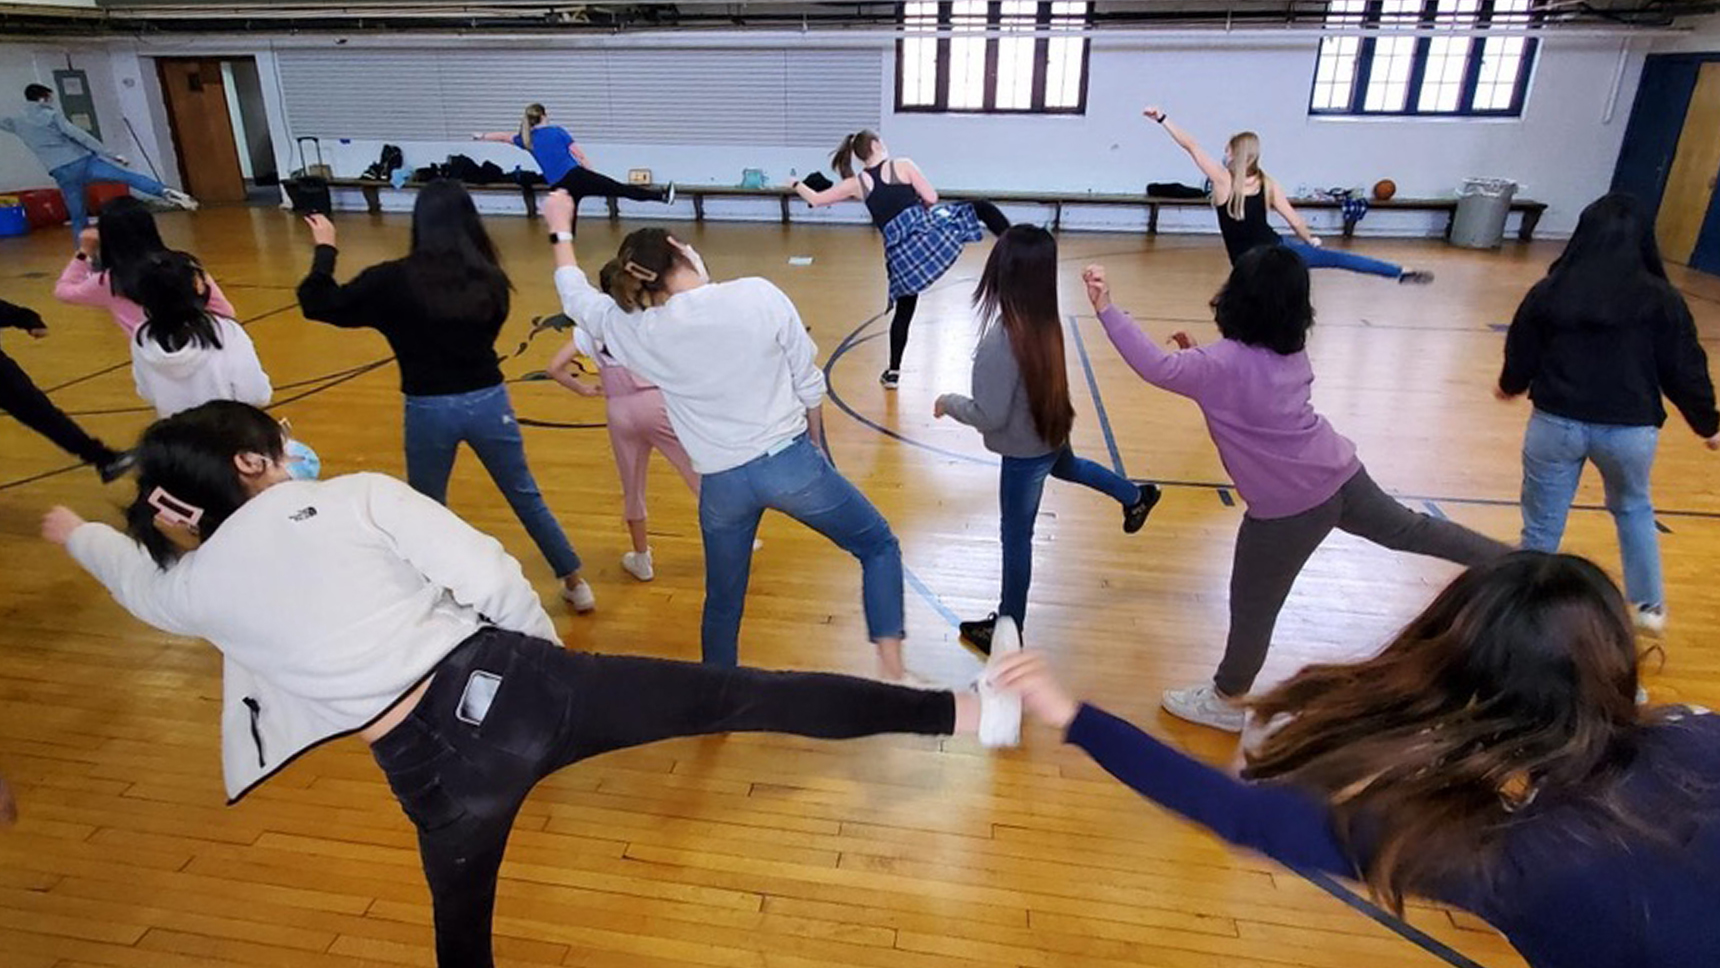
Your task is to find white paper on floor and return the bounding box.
[788,256,814,266]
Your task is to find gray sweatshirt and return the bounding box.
[0,102,113,174]
[938,321,1055,458]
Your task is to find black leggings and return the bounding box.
[553,167,666,235]
[371,628,956,968]
[0,349,116,466]
[887,199,1011,371]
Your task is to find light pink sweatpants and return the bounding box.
[601,363,699,521]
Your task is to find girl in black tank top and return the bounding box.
[1142,105,1433,283]
[793,131,1011,388]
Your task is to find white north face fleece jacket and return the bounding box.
[67,472,559,801]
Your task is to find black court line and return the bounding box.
[1293,867,1490,968]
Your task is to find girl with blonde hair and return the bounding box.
[475,102,673,236]
[1145,105,1432,283]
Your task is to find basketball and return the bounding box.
[1373,178,1399,201]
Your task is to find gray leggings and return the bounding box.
[1215,468,1511,697]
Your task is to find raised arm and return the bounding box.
[1084,265,1221,399]
[472,132,518,144]
[545,190,628,347]
[363,475,559,643]
[55,242,112,309]
[1145,106,1229,196]
[294,216,381,330]
[793,176,863,208]
[0,299,45,333]
[1267,180,1318,245]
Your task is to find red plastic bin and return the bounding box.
[86,182,131,213]
[15,188,68,229]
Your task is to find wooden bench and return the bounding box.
[330,178,546,217]
[330,178,1549,242]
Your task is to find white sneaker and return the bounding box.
[1632,603,1666,635]
[559,579,597,613]
[621,549,654,582]
[975,615,1023,748]
[162,188,200,211]
[1161,683,1246,733]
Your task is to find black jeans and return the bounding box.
[0,348,116,465]
[370,628,955,968]
[553,167,665,234]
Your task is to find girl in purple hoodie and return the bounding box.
[1086,246,1508,732]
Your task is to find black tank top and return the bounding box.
[1215,189,1281,264]
[862,161,920,230]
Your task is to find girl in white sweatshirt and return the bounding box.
[131,251,271,418]
[43,400,1021,968]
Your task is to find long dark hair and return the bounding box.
[831,129,880,180]
[1212,244,1314,355]
[125,401,285,568]
[1529,193,1677,328]
[1246,552,1672,913]
[134,251,223,354]
[974,225,1074,447]
[404,180,511,324]
[96,196,170,301]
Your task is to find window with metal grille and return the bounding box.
[1309,0,1537,117]
[898,1,1090,114]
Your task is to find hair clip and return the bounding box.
[623,260,660,283]
[147,487,204,530]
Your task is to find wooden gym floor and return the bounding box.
[2,205,1717,968]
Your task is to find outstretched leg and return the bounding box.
[1334,468,1510,565]
[1282,238,1405,280]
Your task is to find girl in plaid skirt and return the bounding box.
[794,130,1009,389]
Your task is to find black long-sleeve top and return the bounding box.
[296,245,507,397]
[0,298,45,333]
[1500,276,1718,438]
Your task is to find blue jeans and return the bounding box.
[403,385,582,579]
[698,435,903,666]
[50,155,170,241]
[1282,238,1403,279]
[1520,410,1662,606]
[999,446,1140,627]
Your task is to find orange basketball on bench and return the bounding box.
[1373,179,1398,201]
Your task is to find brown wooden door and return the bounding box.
[157,58,246,204]
[1656,62,1720,265]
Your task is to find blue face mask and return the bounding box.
[284,438,321,481]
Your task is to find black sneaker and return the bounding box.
[1124,482,1162,534]
[959,613,998,656]
[97,450,135,484]
[879,368,901,390]
[1398,270,1435,285]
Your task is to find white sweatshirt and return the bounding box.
[66,473,559,802]
[553,267,826,474]
[131,316,273,418]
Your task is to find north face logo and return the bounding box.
[289,507,318,522]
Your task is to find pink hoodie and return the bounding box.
[55,255,236,337]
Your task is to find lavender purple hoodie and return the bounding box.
[1097,304,1360,519]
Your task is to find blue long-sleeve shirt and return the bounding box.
[1066,703,1720,968]
[0,102,114,174]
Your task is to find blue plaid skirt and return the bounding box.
[880,202,986,301]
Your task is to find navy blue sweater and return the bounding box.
[1066,703,1720,968]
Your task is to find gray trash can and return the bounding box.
[1449,177,1518,249]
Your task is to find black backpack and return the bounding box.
[362,144,405,180]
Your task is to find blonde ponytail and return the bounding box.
[520,103,546,151]
[830,129,880,180]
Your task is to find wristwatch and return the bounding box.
[75,251,89,261]
[548,231,574,244]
